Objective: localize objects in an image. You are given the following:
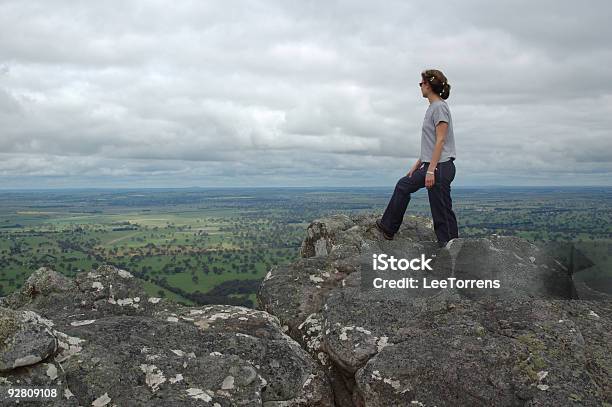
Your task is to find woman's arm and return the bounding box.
[407,158,422,176]
[425,122,448,187]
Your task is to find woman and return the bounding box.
[376,69,458,248]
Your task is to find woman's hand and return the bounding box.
[406,161,421,177]
[425,172,435,188]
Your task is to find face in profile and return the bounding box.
[419,77,430,98]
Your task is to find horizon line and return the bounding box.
[1,185,611,191]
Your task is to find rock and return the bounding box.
[446,236,576,300]
[2,212,610,406]
[300,213,435,260]
[0,267,75,311]
[24,267,75,296]
[258,213,612,406]
[0,360,72,406]
[0,307,57,372]
[0,265,333,406]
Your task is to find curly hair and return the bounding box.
[421,69,451,100]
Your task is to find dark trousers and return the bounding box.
[381,158,458,243]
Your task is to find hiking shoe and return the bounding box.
[375,219,394,240]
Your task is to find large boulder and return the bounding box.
[0,308,57,372]
[258,213,612,406]
[0,265,333,406]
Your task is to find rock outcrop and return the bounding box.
[1,213,610,406]
[0,266,333,406]
[258,213,612,406]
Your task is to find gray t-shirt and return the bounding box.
[419,100,456,162]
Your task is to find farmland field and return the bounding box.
[1,186,610,306]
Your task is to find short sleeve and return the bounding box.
[432,103,450,126]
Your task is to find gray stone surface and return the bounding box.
[258,213,612,406]
[1,212,610,406]
[0,265,333,406]
[0,307,57,372]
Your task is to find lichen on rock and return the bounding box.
[259,213,612,406]
[0,264,334,406]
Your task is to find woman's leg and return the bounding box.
[427,160,458,246]
[380,164,426,235]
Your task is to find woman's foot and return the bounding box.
[375,219,394,240]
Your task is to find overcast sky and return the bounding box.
[1,0,611,188]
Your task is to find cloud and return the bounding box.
[0,0,610,188]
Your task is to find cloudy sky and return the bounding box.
[1,0,611,188]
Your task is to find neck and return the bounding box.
[427,93,443,104]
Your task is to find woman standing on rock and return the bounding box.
[376,69,458,248]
